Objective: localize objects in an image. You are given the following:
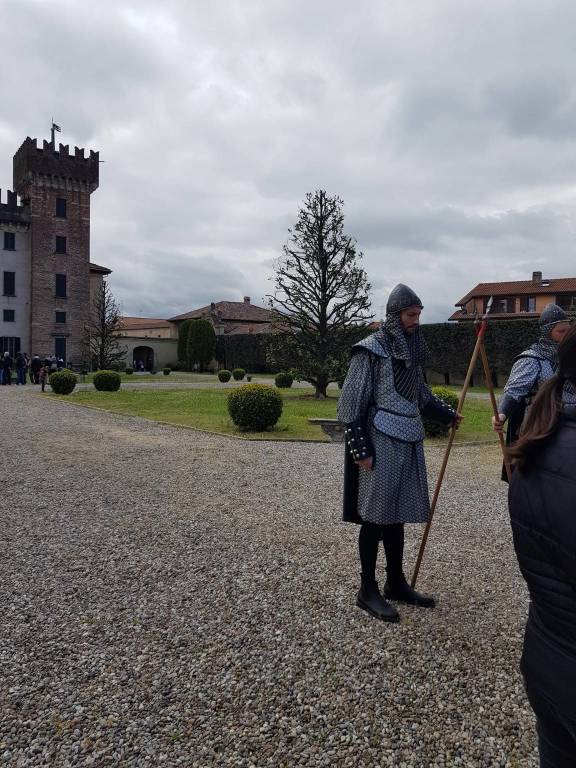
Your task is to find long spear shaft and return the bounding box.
[478,341,512,482]
[410,320,488,588]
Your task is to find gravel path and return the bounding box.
[0,388,536,767]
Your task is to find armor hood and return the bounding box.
[386,284,423,315]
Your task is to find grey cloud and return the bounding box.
[2,0,576,324]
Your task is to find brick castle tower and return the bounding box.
[12,137,99,365]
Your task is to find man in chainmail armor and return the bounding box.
[338,284,460,622]
[493,303,572,476]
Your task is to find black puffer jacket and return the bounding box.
[509,405,576,715]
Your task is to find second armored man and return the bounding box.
[337,284,460,622]
[493,303,572,459]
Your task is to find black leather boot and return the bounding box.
[383,572,436,608]
[357,576,400,622]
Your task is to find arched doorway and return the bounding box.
[133,345,155,372]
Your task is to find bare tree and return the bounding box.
[83,280,126,371]
[267,190,372,398]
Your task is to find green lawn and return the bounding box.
[51,386,497,443]
[80,371,277,384]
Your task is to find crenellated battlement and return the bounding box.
[13,136,99,196]
[0,188,30,226]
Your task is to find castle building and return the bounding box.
[0,135,108,364]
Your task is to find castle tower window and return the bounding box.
[55,236,67,254]
[55,197,67,218]
[55,311,66,324]
[3,309,15,322]
[3,232,15,251]
[55,273,67,298]
[3,271,15,296]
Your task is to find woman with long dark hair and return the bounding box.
[508,322,576,767]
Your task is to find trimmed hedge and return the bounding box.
[216,334,270,373]
[423,386,459,438]
[232,368,246,381]
[275,371,294,388]
[93,370,122,391]
[49,370,77,395]
[228,384,283,431]
[163,367,171,376]
[125,367,134,375]
[218,369,232,382]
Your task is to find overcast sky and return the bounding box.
[1,0,576,322]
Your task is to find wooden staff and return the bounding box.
[410,318,488,588]
[478,341,512,482]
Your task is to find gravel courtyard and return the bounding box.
[1,388,536,767]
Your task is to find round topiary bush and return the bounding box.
[423,386,460,438]
[228,384,283,431]
[125,367,134,375]
[275,371,294,388]
[163,367,171,376]
[93,370,122,392]
[218,369,232,382]
[232,368,246,381]
[49,370,77,395]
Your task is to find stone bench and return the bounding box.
[308,418,345,442]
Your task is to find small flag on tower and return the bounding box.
[52,122,61,133]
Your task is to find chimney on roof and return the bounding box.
[243,296,250,304]
[532,271,543,283]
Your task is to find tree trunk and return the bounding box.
[314,376,329,398]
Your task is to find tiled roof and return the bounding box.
[89,262,112,274]
[448,310,539,322]
[457,277,576,305]
[169,300,272,323]
[119,316,171,330]
[224,323,272,335]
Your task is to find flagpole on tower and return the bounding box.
[50,119,62,146]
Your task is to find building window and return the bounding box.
[3,309,15,322]
[55,311,67,324]
[0,337,20,357]
[489,296,516,314]
[54,337,67,363]
[55,236,67,254]
[3,271,15,296]
[56,197,67,218]
[55,274,67,298]
[556,293,576,312]
[520,295,536,312]
[3,232,15,251]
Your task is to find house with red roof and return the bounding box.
[450,271,576,321]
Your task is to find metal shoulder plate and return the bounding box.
[352,332,390,359]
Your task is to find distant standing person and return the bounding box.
[492,304,571,448]
[337,284,461,622]
[3,351,12,385]
[30,354,41,384]
[39,364,49,393]
[15,352,27,385]
[508,323,576,767]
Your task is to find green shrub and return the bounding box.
[218,370,232,382]
[150,369,157,375]
[125,367,134,375]
[163,367,171,376]
[228,384,283,431]
[423,386,460,438]
[232,367,246,381]
[49,370,77,395]
[93,370,122,392]
[275,371,294,388]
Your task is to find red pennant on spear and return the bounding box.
[411,296,511,588]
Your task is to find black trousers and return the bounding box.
[525,684,576,768]
[358,521,404,582]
